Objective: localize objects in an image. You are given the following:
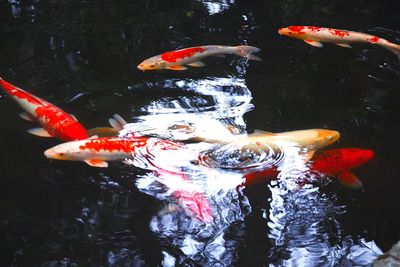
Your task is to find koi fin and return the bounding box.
[167,65,188,71]
[87,127,118,137]
[336,43,352,48]
[27,128,52,137]
[338,171,363,189]
[187,61,205,67]
[235,45,262,61]
[304,40,324,48]
[84,159,108,168]
[108,113,127,131]
[19,112,33,121]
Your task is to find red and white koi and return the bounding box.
[44,136,182,168]
[278,26,400,60]
[0,78,88,141]
[137,45,261,71]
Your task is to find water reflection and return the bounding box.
[114,70,383,265]
[267,175,382,266]
[197,0,235,15]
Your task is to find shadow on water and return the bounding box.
[1,0,400,266]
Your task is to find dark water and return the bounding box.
[1,0,400,266]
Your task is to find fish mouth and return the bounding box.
[137,64,146,71]
[44,149,66,160]
[278,28,284,35]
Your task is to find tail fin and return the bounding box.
[235,45,262,61]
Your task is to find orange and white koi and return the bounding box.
[137,45,261,71]
[44,136,181,168]
[278,26,400,60]
[0,77,88,141]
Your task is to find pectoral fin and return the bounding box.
[304,40,324,48]
[167,65,188,71]
[187,61,205,67]
[19,112,34,121]
[87,127,118,137]
[84,159,108,168]
[336,43,352,48]
[27,128,52,137]
[70,114,78,121]
[338,171,363,189]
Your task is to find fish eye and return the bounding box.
[149,64,155,68]
[58,153,65,156]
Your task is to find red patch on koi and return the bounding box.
[35,105,88,141]
[368,36,379,43]
[79,137,148,153]
[306,26,322,32]
[288,26,306,34]
[160,47,205,62]
[329,29,350,38]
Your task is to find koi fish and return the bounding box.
[44,136,181,168]
[309,148,375,188]
[244,148,374,188]
[235,129,340,160]
[0,77,88,141]
[278,26,400,60]
[137,45,261,71]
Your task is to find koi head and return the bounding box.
[313,129,340,150]
[137,56,167,71]
[337,148,375,167]
[312,148,375,174]
[278,26,307,39]
[44,140,85,161]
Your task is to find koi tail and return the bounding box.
[235,45,262,61]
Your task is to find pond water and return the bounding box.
[1,0,400,266]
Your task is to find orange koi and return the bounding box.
[137,45,261,71]
[244,148,374,188]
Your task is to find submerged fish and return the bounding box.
[44,136,181,168]
[244,148,374,188]
[137,45,261,71]
[278,26,400,60]
[155,167,214,223]
[0,77,88,141]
